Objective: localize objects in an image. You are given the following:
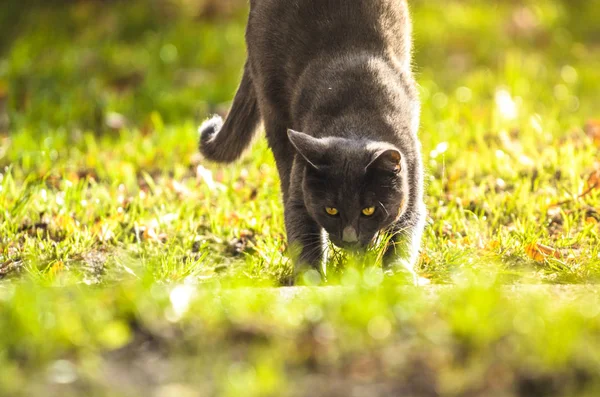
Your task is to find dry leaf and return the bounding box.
[49,260,65,276]
[525,242,562,262]
[485,240,501,251]
[584,119,600,148]
[448,237,470,248]
[54,214,78,234]
[224,212,241,226]
[420,253,432,266]
[586,169,600,191]
[550,168,600,207]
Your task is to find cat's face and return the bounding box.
[288,130,408,249]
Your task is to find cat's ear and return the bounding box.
[366,147,402,173]
[287,129,329,169]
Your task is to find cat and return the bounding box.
[199,0,426,283]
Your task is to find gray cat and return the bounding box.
[199,0,425,282]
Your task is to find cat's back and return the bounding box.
[247,0,411,67]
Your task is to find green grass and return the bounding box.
[1,0,600,395]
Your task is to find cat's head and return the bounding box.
[288,129,408,249]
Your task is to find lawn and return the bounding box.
[1,0,600,395]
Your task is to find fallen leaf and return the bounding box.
[54,214,78,234]
[48,260,65,276]
[586,168,600,191]
[448,237,470,248]
[485,240,501,251]
[224,212,241,226]
[549,168,600,207]
[584,119,600,148]
[419,253,432,266]
[525,242,562,262]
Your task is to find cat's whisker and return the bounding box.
[378,201,390,217]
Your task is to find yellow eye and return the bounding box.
[362,207,376,216]
[325,207,339,216]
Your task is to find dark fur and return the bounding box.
[199,0,426,281]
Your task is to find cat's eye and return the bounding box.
[325,207,339,216]
[362,207,376,216]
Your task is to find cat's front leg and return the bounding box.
[284,198,325,280]
[383,203,426,284]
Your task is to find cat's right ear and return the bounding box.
[287,129,329,169]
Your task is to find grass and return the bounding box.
[1,0,600,395]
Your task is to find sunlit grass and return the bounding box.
[1,0,600,395]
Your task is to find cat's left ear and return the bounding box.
[366,146,402,173]
[287,129,330,169]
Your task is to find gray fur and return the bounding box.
[199,0,426,282]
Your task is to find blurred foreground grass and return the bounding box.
[1,0,600,395]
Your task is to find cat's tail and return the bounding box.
[199,62,261,163]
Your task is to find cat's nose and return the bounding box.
[342,226,358,243]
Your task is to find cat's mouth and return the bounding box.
[329,233,379,251]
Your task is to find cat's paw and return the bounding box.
[384,257,418,285]
[279,274,295,286]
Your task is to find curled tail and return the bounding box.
[199,62,261,163]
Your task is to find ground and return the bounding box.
[1,0,600,396]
